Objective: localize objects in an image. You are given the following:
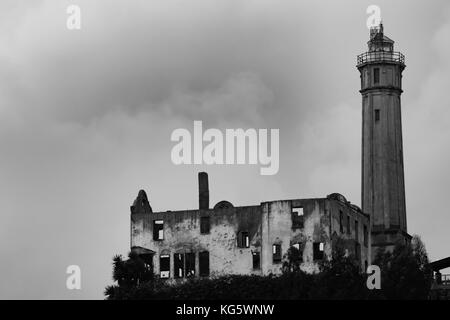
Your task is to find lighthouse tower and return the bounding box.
[357,23,411,257]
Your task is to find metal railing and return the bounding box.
[357,51,405,66]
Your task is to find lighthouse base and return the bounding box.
[371,228,412,261]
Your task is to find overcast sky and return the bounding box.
[1,0,449,299]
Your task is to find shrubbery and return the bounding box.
[105,235,432,300]
[370,235,432,300]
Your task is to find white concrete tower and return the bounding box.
[357,23,411,257]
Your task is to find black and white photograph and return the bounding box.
[1,0,449,312]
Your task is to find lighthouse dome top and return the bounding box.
[368,23,394,52]
[357,23,405,67]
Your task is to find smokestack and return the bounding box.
[198,172,209,210]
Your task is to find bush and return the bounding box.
[105,235,432,300]
[371,235,432,299]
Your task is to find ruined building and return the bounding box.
[357,23,411,256]
[131,172,370,279]
[129,23,409,279]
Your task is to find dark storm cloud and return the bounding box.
[0,0,309,124]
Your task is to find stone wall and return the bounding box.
[130,189,371,279]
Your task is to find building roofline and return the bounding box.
[132,195,369,219]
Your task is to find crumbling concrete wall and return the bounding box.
[130,190,371,279]
[327,195,371,270]
[131,205,262,277]
[261,198,331,275]
[258,196,370,275]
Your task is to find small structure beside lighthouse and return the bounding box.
[357,23,411,257]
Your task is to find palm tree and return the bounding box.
[104,251,154,300]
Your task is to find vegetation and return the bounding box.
[370,235,432,299]
[104,252,154,300]
[105,235,432,300]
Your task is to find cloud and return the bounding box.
[1,0,450,298]
[403,9,450,264]
[0,69,276,298]
[0,0,286,125]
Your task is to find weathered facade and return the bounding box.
[357,23,411,257]
[130,173,371,280]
